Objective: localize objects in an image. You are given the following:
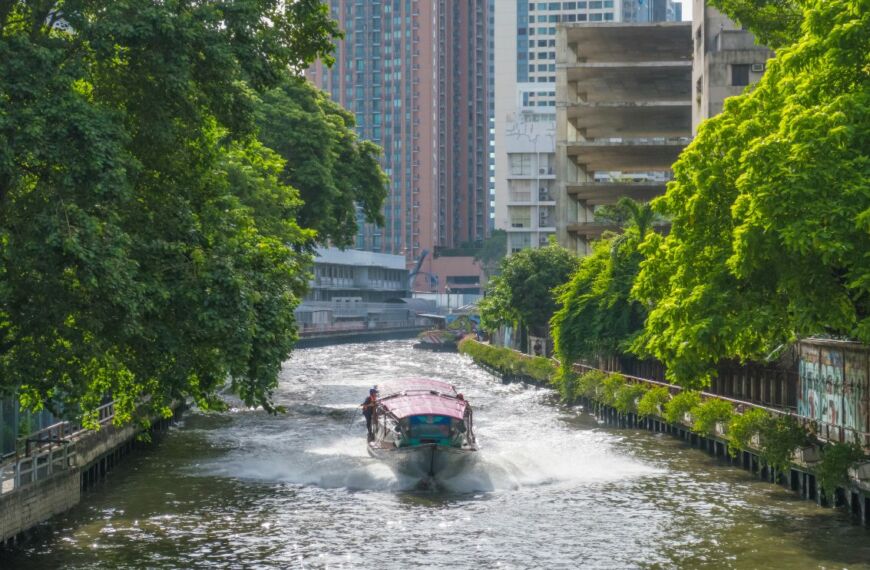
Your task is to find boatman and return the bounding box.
[361,388,378,441]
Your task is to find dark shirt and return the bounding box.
[361,396,376,417]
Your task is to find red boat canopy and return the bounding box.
[377,378,467,420]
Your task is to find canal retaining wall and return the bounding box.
[0,404,181,546]
[461,344,870,527]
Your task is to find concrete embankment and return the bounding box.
[462,349,870,527]
[0,406,181,546]
[295,327,424,348]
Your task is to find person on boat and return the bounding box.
[361,388,378,441]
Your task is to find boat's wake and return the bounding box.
[195,430,660,494]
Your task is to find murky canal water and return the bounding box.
[5,340,870,569]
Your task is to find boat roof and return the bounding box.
[377,378,467,420]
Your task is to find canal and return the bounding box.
[4,340,870,568]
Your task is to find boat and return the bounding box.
[367,378,478,482]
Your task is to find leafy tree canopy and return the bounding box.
[256,77,387,247]
[552,199,653,366]
[709,0,805,49]
[480,241,578,336]
[631,0,870,388]
[0,1,343,423]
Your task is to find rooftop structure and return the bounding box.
[555,21,692,252]
[692,0,774,133]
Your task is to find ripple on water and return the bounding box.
[6,340,870,569]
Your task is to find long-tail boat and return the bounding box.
[367,378,478,482]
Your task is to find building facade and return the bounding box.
[692,0,774,133]
[306,1,491,264]
[494,0,681,256]
[554,21,693,253]
[304,248,409,303]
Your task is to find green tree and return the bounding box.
[256,77,387,247]
[552,199,652,367]
[480,241,578,338]
[709,0,804,49]
[0,1,341,422]
[631,0,870,388]
[474,229,507,278]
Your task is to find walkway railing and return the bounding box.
[0,401,116,495]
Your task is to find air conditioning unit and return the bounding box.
[751,63,765,72]
[539,168,546,175]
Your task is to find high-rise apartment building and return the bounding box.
[494,0,680,254]
[306,1,491,271]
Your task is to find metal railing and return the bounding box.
[0,401,116,495]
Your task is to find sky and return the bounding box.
[680,1,693,21]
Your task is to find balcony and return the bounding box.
[563,100,691,139]
[566,180,668,205]
[562,61,691,103]
[565,139,687,173]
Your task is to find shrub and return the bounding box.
[663,390,701,425]
[577,370,607,399]
[554,368,579,402]
[458,339,555,384]
[637,386,670,418]
[815,442,866,497]
[727,408,769,457]
[613,383,648,414]
[759,415,808,472]
[691,398,733,435]
[728,410,807,471]
[518,356,557,383]
[600,374,626,406]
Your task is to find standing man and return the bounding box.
[361,388,378,441]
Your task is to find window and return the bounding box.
[732,64,750,86]
[509,153,532,175]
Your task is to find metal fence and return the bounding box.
[0,401,116,495]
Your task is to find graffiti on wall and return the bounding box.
[798,341,869,435]
[798,345,821,422]
[845,349,869,433]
